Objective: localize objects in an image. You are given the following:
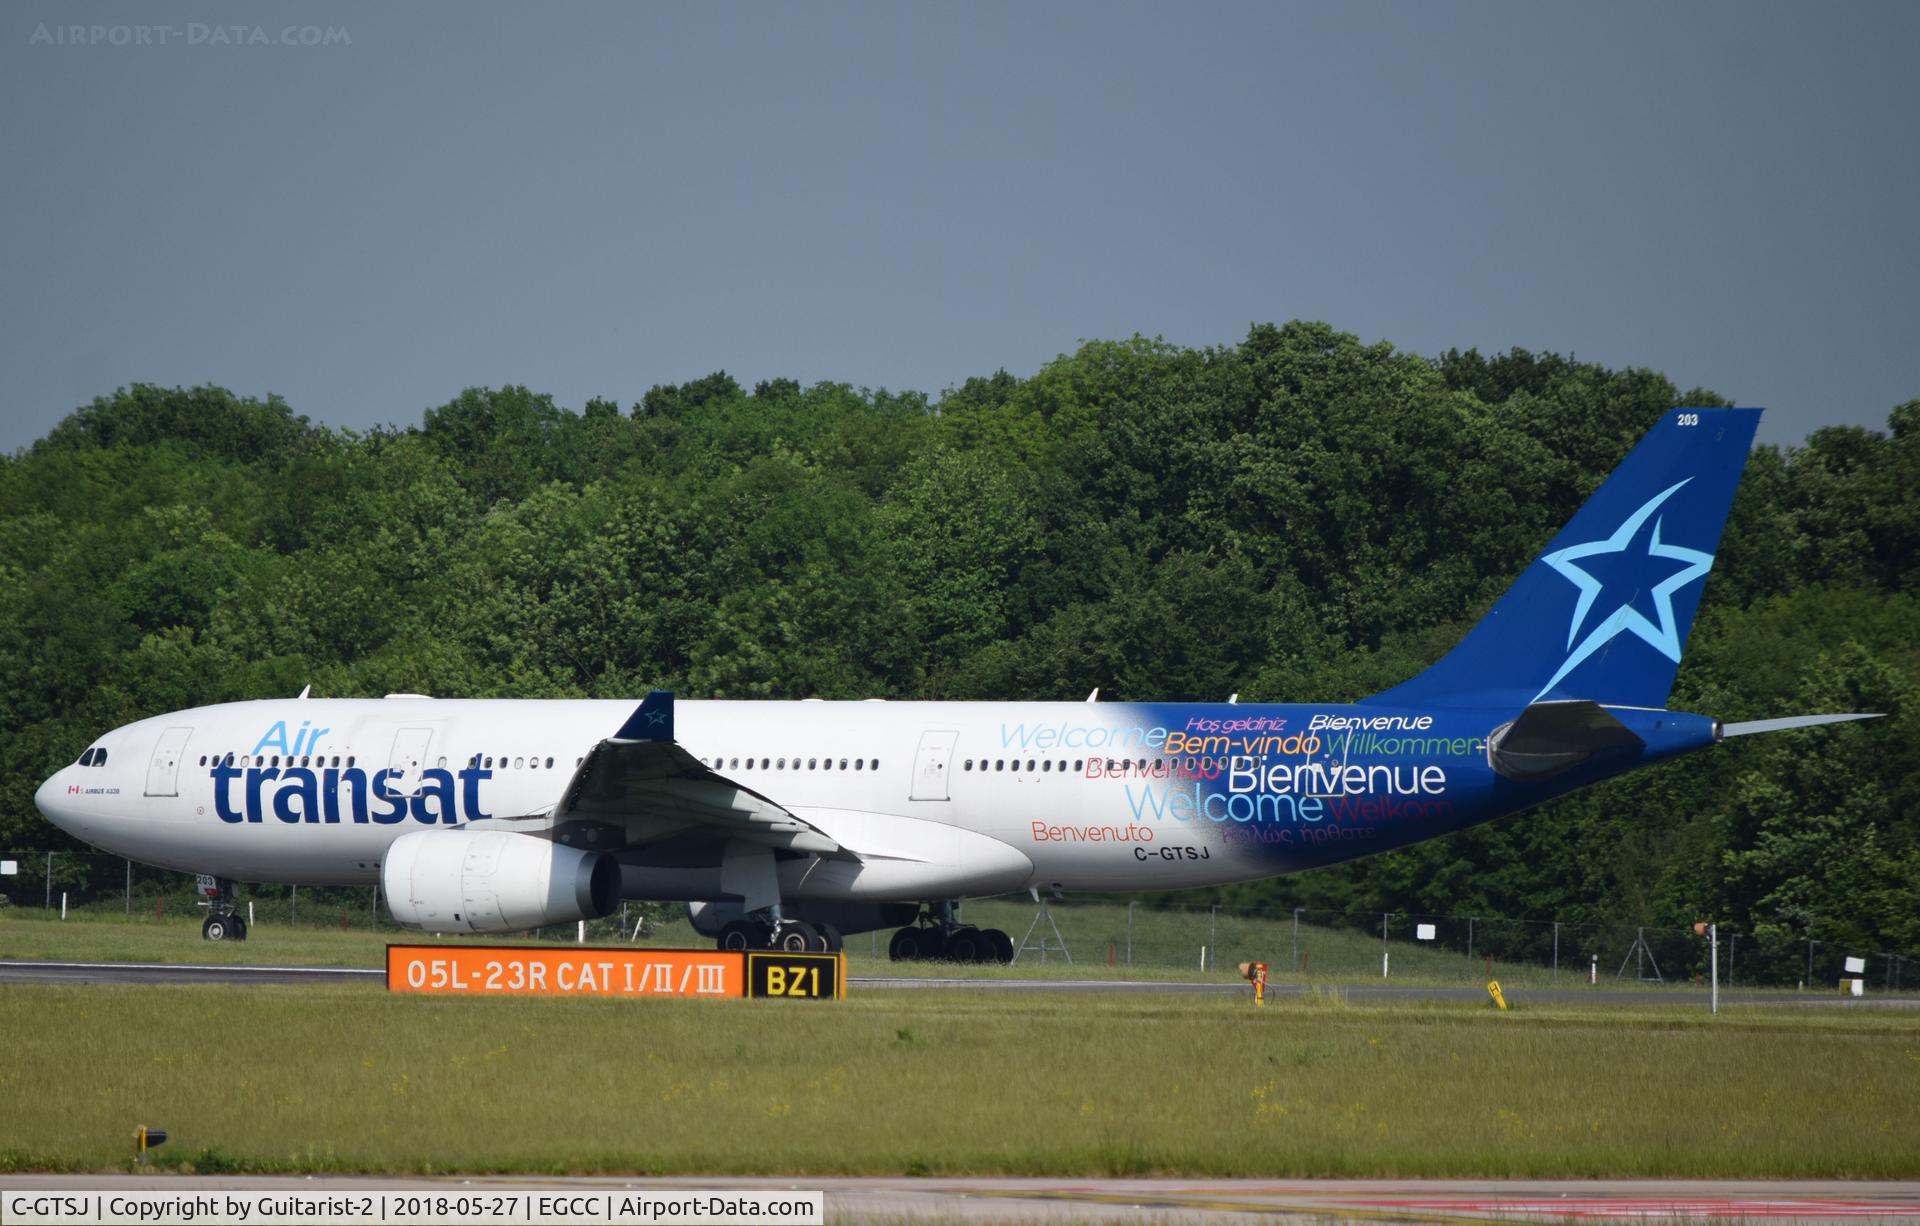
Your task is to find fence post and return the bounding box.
[1708,922,1718,1015]
[1126,901,1135,967]
[1381,912,1390,978]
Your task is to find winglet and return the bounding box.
[615,690,675,742]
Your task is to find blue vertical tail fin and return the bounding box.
[1363,408,1761,710]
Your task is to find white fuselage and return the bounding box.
[36,696,1309,899]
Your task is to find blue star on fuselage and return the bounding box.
[1531,479,1715,701]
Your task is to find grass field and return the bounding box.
[0,978,1914,1178]
[0,907,1674,989]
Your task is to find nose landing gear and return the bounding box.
[195,874,247,942]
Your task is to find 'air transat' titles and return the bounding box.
[211,764,493,825]
[214,719,497,824]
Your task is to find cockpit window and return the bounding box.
[76,749,93,766]
[95,748,107,766]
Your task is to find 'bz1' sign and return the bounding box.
[747,951,845,999]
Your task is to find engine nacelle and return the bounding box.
[382,828,620,934]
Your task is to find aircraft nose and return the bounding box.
[35,772,74,833]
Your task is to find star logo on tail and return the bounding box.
[1531,479,1715,700]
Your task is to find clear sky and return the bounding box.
[2,1,1914,451]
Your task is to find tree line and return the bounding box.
[1,321,1913,960]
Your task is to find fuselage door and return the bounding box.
[386,727,435,797]
[144,726,195,797]
[909,729,959,802]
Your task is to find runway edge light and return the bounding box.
[1238,961,1267,1007]
[135,1126,167,1163]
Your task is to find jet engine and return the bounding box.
[382,828,620,934]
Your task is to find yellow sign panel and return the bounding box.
[746,951,846,1000]
[1487,979,1508,1010]
[387,945,745,999]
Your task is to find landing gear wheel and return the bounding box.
[773,921,819,953]
[230,915,249,942]
[889,925,945,961]
[947,926,988,963]
[813,922,843,953]
[718,920,764,952]
[984,928,1014,964]
[202,914,232,942]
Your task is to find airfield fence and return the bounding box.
[5,850,1913,992]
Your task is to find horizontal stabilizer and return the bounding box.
[1721,713,1882,738]
[1487,700,1646,781]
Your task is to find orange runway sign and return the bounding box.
[386,945,844,999]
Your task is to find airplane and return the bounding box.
[34,407,1875,958]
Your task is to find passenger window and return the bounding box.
[1074,759,1083,772]
[853,759,863,771]
[545,757,554,769]
[839,758,847,770]
[808,758,817,770]
[777,758,786,770]
[514,757,524,769]
[872,760,879,770]
[995,759,1005,771]
[1041,760,1050,772]
[964,760,973,771]
[484,756,493,768]
[1026,759,1036,772]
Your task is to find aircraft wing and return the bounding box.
[496,691,844,857]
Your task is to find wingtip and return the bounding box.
[614,689,676,742]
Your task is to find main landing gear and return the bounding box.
[196,874,247,942]
[888,903,1013,964]
[715,916,844,954]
